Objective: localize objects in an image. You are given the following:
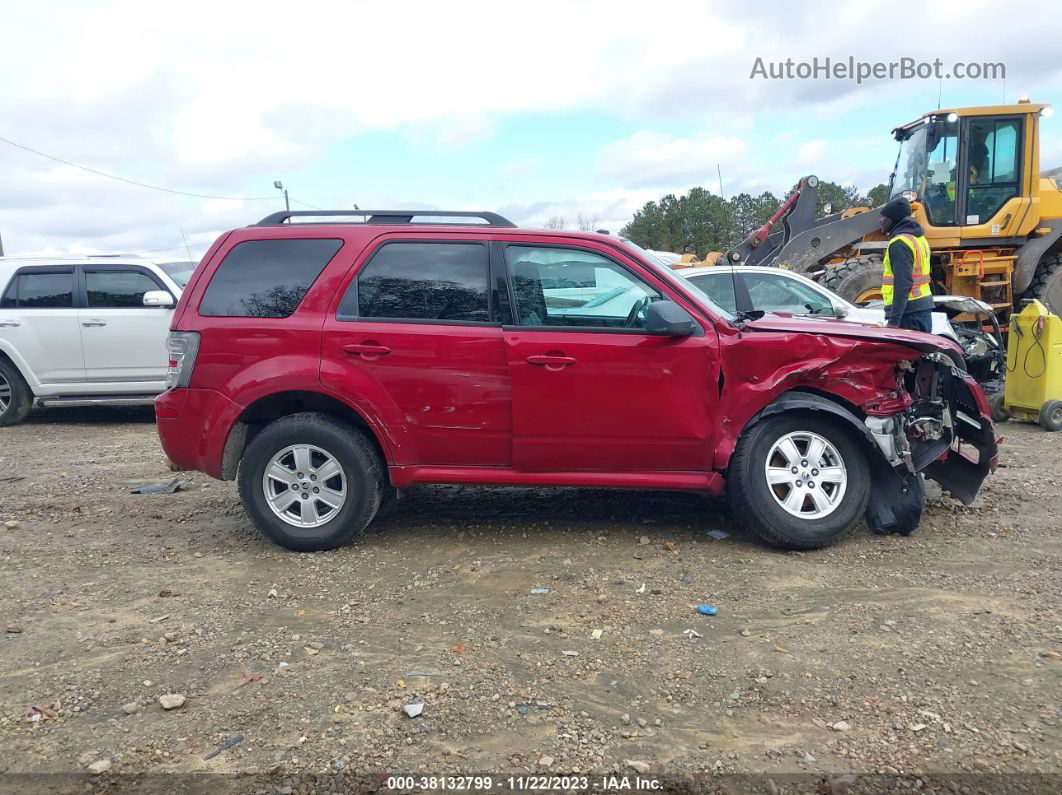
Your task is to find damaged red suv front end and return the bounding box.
[718,313,998,535]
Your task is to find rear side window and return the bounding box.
[199,239,342,318]
[340,242,489,323]
[86,269,163,307]
[1,270,75,309]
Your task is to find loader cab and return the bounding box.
[887,103,1046,240]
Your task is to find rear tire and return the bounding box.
[0,358,33,427]
[237,412,384,551]
[727,413,870,550]
[820,255,885,305]
[1021,251,1062,315]
[1039,400,1062,432]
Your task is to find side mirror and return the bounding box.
[143,290,175,308]
[833,303,850,318]
[645,300,696,336]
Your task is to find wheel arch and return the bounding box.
[0,346,37,390]
[735,388,873,459]
[219,390,390,481]
[729,388,922,537]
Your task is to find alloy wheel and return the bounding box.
[764,431,848,519]
[262,444,347,528]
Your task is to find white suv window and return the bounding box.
[85,269,164,308]
[0,269,75,309]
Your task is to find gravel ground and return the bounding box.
[0,407,1059,793]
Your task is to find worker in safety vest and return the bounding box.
[879,197,933,331]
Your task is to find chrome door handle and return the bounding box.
[81,319,107,327]
[0,320,20,327]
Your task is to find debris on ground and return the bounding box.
[235,672,264,689]
[87,759,112,775]
[529,588,549,595]
[203,734,243,760]
[131,479,183,495]
[159,694,186,710]
[706,529,729,540]
[696,604,718,616]
[683,629,703,641]
[403,702,424,718]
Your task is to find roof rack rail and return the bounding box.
[253,210,517,227]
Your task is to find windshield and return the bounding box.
[890,123,927,199]
[158,261,195,289]
[616,238,736,321]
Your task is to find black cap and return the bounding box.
[881,196,912,222]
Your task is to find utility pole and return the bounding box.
[273,180,289,212]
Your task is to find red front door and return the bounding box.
[500,241,719,472]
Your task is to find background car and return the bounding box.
[680,265,958,339]
[0,255,184,425]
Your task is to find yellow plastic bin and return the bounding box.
[1000,300,1062,431]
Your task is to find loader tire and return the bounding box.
[820,255,885,305]
[1020,251,1062,316]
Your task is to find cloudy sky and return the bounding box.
[1,0,1060,258]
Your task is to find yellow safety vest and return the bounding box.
[882,233,932,307]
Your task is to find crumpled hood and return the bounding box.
[744,313,963,356]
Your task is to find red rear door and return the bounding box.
[320,236,511,467]
[499,240,720,472]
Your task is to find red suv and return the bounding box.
[155,210,997,552]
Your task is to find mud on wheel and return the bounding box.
[727,413,870,550]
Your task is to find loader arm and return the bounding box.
[724,174,883,274]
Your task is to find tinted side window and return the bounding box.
[86,270,162,308]
[347,242,489,322]
[200,239,342,318]
[1,271,75,309]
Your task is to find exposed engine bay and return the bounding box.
[866,353,998,512]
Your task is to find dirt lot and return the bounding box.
[0,407,1059,793]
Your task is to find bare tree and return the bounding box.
[544,215,567,230]
[576,211,601,232]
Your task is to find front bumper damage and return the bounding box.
[864,353,998,531]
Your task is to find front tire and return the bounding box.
[727,413,870,550]
[0,359,33,427]
[237,412,384,551]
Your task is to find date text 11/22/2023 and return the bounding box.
[383,775,664,791]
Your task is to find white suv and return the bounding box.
[0,256,189,426]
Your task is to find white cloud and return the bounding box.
[1,0,1060,253]
[598,130,748,188]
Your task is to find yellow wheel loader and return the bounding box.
[724,100,1062,321]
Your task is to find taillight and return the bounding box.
[166,331,201,390]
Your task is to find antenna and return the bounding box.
[717,163,733,247]
[717,163,749,318]
[937,77,942,109]
[179,229,194,264]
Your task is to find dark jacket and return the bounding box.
[885,217,933,325]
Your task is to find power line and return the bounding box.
[290,197,325,210]
[0,134,276,201]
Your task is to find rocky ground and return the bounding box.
[0,407,1058,794]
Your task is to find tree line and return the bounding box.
[619,181,889,257]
